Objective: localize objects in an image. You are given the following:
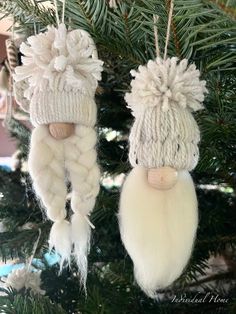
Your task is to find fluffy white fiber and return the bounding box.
[28,124,100,284]
[119,166,198,298]
[3,268,45,295]
[126,57,207,114]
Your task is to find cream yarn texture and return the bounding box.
[126,57,207,170]
[14,24,103,286]
[3,268,45,295]
[119,57,207,297]
[119,167,198,298]
[14,23,103,127]
[28,125,100,285]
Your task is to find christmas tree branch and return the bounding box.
[199,235,236,245]
[208,0,236,19]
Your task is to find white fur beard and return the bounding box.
[119,166,198,298]
[28,125,100,286]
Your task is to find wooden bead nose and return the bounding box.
[49,123,75,140]
[148,167,178,190]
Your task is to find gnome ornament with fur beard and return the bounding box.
[14,24,103,286]
[119,57,207,298]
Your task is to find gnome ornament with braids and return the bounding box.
[14,24,103,284]
[119,57,207,297]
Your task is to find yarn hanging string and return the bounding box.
[27,228,42,272]
[53,0,66,26]
[153,0,174,60]
[153,15,160,58]
[164,0,174,60]
[3,62,13,126]
[3,19,16,126]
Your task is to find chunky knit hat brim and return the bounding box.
[129,105,200,171]
[30,90,97,127]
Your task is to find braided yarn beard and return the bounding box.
[28,124,100,286]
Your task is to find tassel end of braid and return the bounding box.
[49,220,72,271]
[71,213,91,287]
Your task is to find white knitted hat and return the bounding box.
[14,24,103,127]
[126,57,207,171]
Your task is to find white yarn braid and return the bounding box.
[28,126,70,269]
[28,124,100,283]
[65,125,100,285]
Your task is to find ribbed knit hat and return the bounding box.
[126,57,207,171]
[14,24,103,127]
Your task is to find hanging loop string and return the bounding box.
[164,0,174,60]
[4,18,15,125]
[61,0,66,24]
[53,0,60,27]
[3,61,13,125]
[54,0,66,26]
[33,21,37,35]
[153,15,160,58]
[27,228,42,272]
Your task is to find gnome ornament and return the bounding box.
[14,23,103,285]
[119,56,207,297]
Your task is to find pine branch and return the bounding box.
[0,224,50,262]
[199,235,236,245]
[0,288,66,314]
[0,0,55,32]
[208,0,236,19]
[157,270,234,294]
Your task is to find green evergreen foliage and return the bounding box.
[0,0,235,313]
[0,288,66,314]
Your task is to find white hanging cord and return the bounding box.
[61,0,66,24]
[3,63,13,125]
[153,15,160,58]
[33,21,37,35]
[54,0,66,26]
[164,0,174,60]
[4,18,15,125]
[11,18,14,41]
[27,228,42,272]
[53,0,60,27]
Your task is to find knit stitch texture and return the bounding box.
[126,57,207,170]
[14,24,103,127]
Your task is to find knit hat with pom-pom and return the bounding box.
[14,24,103,127]
[126,57,207,171]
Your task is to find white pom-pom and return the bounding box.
[3,268,45,295]
[14,24,103,95]
[125,57,207,115]
[54,55,68,72]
